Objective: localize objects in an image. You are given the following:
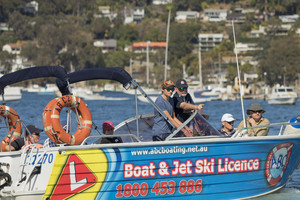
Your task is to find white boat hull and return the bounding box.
[3,87,22,101]
[268,97,297,105]
[268,86,297,105]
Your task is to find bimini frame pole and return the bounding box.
[232,21,246,127]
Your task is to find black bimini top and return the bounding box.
[56,67,132,95]
[0,66,68,94]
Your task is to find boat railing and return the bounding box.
[165,110,198,141]
[169,135,229,141]
[81,133,141,145]
[232,121,300,138]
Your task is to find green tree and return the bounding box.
[0,51,14,73]
[258,36,300,86]
[0,0,25,21]
[168,23,199,62]
[8,11,35,40]
[112,24,138,42]
[104,51,132,68]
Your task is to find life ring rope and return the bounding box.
[43,95,92,145]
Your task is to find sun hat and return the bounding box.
[221,113,236,122]
[246,103,266,115]
[26,125,43,135]
[103,121,114,130]
[175,79,188,88]
[161,80,175,89]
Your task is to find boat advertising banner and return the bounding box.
[43,140,299,200]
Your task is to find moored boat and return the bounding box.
[0,67,300,200]
[268,86,297,105]
[3,86,22,101]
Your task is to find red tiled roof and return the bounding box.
[133,42,166,49]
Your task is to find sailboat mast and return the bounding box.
[164,9,171,81]
[198,41,203,89]
[232,21,246,127]
[146,41,150,86]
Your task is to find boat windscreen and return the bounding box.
[114,111,222,142]
[188,111,223,136]
[114,114,154,142]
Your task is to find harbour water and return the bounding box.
[2,91,300,199]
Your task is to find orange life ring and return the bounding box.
[43,95,92,145]
[0,105,22,152]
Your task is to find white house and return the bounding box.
[93,39,117,53]
[152,0,172,5]
[10,56,34,72]
[2,42,28,55]
[175,11,199,23]
[203,9,228,22]
[24,1,38,15]
[279,14,299,23]
[198,33,224,51]
[96,6,117,21]
[234,43,263,54]
[250,25,266,38]
[124,7,145,25]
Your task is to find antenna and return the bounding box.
[232,21,246,127]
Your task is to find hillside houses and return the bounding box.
[2,41,29,55]
[175,11,199,23]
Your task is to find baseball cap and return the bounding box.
[175,79,188,88]
[26,125,43,135]
[103,121,114,130]
[221,113,236,122]
[161,80,175,89]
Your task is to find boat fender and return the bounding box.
[43,95,92,145]
[283,117,300,135]
[0,105,22,152]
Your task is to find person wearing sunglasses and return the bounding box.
[173,79,207,123]
[236,103,270,136]
[152,80,193,141]
[218,113,236,136]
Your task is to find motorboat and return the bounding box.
[38,84,58,95]
[3,86,22,101]
[0,66,300,200]
[72,87,130,101]
[22,84,43,93]
[192,86,226,101]
[22,83,58,95]
[268,86,297,105]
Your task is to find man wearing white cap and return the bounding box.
[218,113,236,136]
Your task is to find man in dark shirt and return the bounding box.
[173,79,206,122]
